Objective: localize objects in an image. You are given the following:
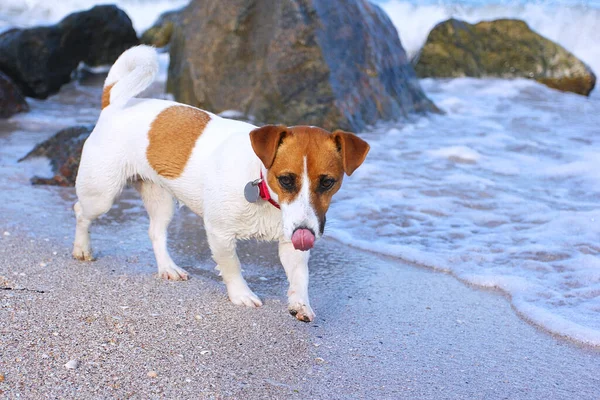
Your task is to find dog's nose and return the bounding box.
[291,228,315,251]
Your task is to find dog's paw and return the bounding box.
[72,245,94,261]
[227,281,263,307]
[288,302,315,323]
[158,263,189,281]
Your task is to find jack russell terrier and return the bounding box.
[72,45,369,322]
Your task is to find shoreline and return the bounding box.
[1,205,600,398]
[0,60,599,398]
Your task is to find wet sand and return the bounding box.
[1,197,600,399]
[1,78,599,398]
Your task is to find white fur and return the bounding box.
[105,45,159,109]
[73,46,316,321]
[280,157,320,240]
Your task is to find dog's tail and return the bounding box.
[101,45,159,110]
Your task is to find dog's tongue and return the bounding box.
[291,229,315,251]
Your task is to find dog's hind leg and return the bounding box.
[73,176,124,261]
[135,181,189,281]
[206,229,262,307]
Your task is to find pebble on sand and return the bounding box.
[65,360,79,369]
[0,373,4,382]
[147,371,158,378]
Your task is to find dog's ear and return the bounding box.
[249,125,288,169]
[332,130,370,176]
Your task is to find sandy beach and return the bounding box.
[1,0,600,397]
[1,196,599,399]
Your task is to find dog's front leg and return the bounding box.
[279,241,315,322]
[207,231,262,307]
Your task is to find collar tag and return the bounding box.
[245,173,281,209]
[244,179,261,203]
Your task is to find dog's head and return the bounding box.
[250,125,369,251]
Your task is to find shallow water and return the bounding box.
[328,77,600,345]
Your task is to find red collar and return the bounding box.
[259,171,280,209]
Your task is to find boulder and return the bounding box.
[141,8,183,48]
[19,125,94,186]
[168,0,436,132]
[0,71,28,118]
[59,5,140,67]
[0,5,138,99]
[414,18,596,96]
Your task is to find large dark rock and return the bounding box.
[141,8,183,48]
[168,0,436,131]
[414,18,596,96]
[59,5,140,67]
[0,70,28,118]
[19,125,94,186]
[0,5,139,99]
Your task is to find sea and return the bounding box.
[0,0,599,346]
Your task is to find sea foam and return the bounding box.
[0,0,188,33]
[327,77,600,345]
[379,0,600,83]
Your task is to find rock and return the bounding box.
[59,5,140,67]
[141,8,183,48]
[414,18,596,96]
[19,125,94,186]
[167,0,436,132]
[0,70,28,118]
[0,5,138,99]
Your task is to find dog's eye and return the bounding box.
[319,177,336,191]
[277,175,296,191]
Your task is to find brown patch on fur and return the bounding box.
[101,83,115,109]
[147,106,211,179]
[250,125,369,233]
[249,125,287,169]
[263,127,345,229]
[331,130,370,176]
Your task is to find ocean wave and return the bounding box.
[1,0,597,78]
[0,0,188,33]
[327,76,600,346]
[380,0,600,77]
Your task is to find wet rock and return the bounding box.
[414,18,596,96]
[167,0,436,132]
[141,8,183,48]
[19,125,94,186]
[0,71,28,118]
[0,5,138,99]
[60,5,140,67]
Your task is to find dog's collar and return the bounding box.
[258,171,280,209]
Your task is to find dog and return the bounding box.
[72,45,369,322]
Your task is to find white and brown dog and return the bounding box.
[72,45,369,322]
